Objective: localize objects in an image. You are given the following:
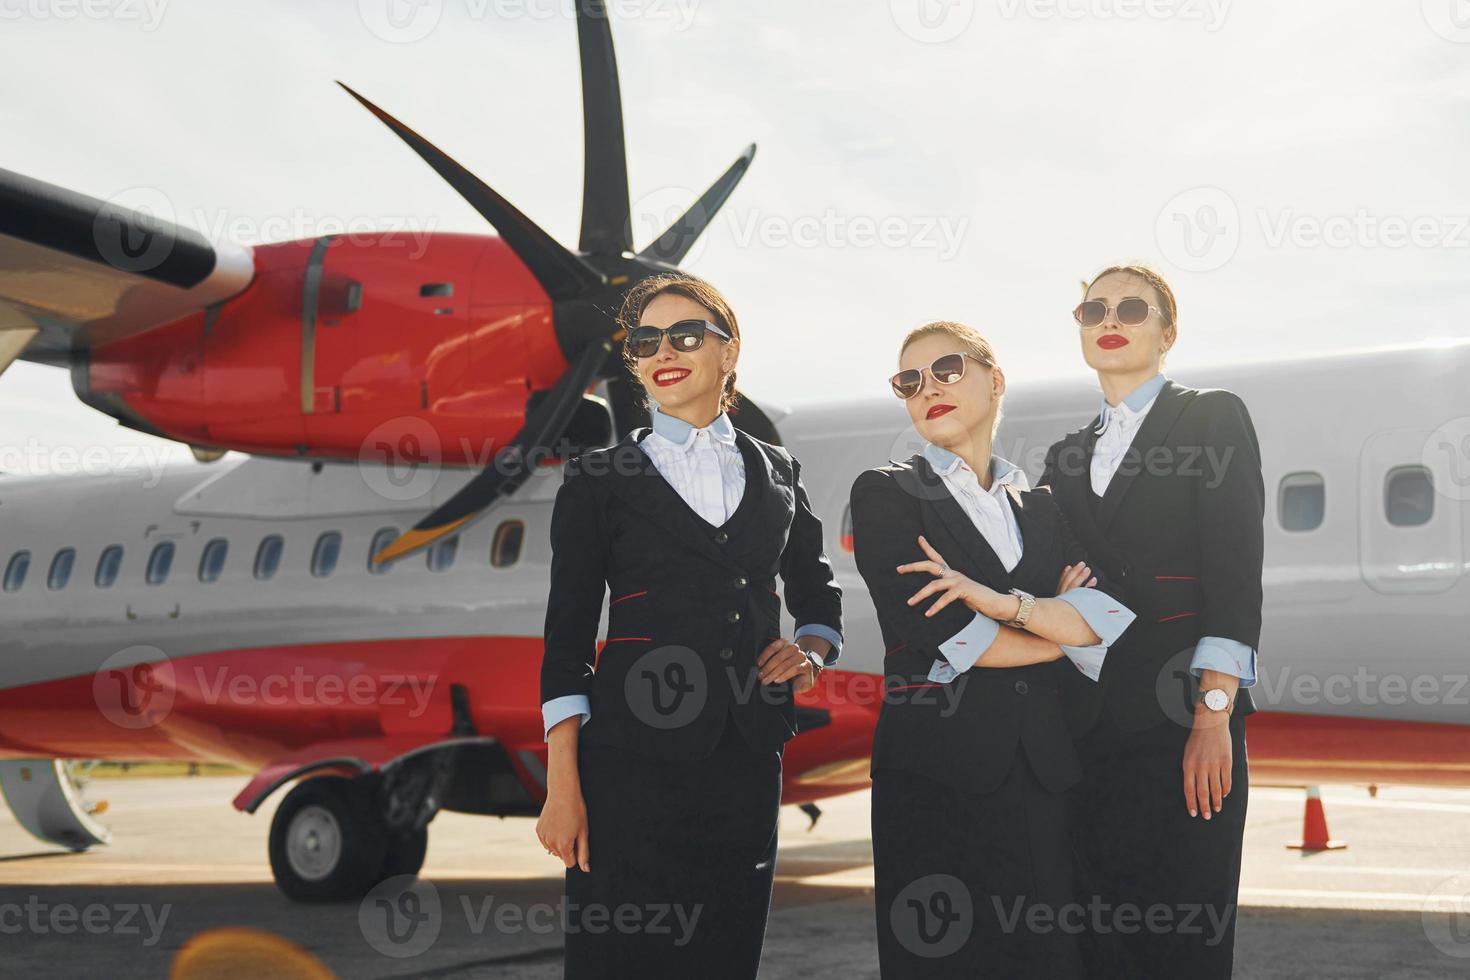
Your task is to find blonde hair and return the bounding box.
[1082,263,1179,354]
[617,272,741,413]
[899,320,1003,435]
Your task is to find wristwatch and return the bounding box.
[1198,687,1234,714]
[800,646,826,679]
[1005,588,1036,629]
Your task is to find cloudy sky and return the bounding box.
[3,0,1468,478]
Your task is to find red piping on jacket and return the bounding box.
[1157,612,1199,623]
[609,591,647,606]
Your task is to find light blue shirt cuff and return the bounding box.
[542,695,591,741]
[1054,587,1137,646]
[927,613,1001,683]
[794,624,843,665]
[1059,641,1109,682]
[1190,636,1258,688]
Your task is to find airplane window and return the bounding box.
[312,531,343,577]
[1385,466,1434,527]
[368,528,399,575]
[146,541,175,585]
[95,545,123,588]
[4,551,30,592]
[427,534,459,572]
[199,538,228,583]
[1278,472,1325,532]
[255,535,284,581]
[48,548,76,590]
[491,521,524,568]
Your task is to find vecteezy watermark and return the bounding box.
[356,0,699,44]
[1423,872,1470,958]
[1421,0,1470,44]
[0,438,178,486]
[995,0,1231,32]
[0,0,169,30]
[359,877,704,958]
[0,897,171,946]
[1155,187,1241,273]
[1251,666,1469,711]
[890,874,975,958]
[93,646,176,731]
[889,0,977,44]
[1424,417,1470,502]
[624,645,709,730]
[358,417,445,503]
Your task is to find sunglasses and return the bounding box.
[889,352,985,400]
[626,318,732,358]
[1073,297,1162,328]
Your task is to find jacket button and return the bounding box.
[727,610,742,623]
[733,576,748,589]
[719,647,734,660]
[714,531,729,544]
[1014,680,1029,695]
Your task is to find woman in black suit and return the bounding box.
[534,272,843,980]
[850,320,1136,979]
[1042,264,1263,979]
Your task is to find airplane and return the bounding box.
[2,2,1468,904]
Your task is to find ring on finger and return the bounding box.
[938,563,949,574]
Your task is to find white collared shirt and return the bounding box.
[640,406,745,526]
[1090,373,1167,497]
[924,445,1029,572]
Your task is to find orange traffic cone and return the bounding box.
[1286,785,1346,851]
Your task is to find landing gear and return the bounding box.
[269,776,388,902]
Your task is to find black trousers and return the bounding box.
[1070,712,1249,979]
[564,712,783,980]
[872,757,1084,979]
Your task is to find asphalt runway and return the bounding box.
[1,777,1466,978]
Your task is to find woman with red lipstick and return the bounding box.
[1041,264,1264,978]
[850,321,1136,978]
[536,273,843,979]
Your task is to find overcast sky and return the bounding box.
[3,0,1468,478]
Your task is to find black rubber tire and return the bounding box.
[379,825,429,883]
[268,776,388,902]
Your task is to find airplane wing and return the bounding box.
[0,166,253,375]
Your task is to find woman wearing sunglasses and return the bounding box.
[849,321,1136,978]
[535,272,843,979]
[1041,265,1263,978]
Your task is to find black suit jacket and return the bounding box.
[1041,381,1265,733]
[849,454,1126,796]
[540,428,843,760]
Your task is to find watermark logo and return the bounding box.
[360,876,442,958]
[1424,872,1470,957]
[1155,186,1239,273]
[890,0,976,43]
[93,186,178,276]
[1424,417,1470,502]
[358,416,444,502]
[624,645,707,730]
[93,646,175,731]
[1422,0,1470,43]
[359,0,444,42]
[890,873,974,958]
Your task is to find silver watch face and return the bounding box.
[1203,688,1229,711]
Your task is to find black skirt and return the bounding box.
[564,712,783,980]
[872,755,1084,979]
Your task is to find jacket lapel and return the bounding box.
[1095,380,1193,530]
[897,454,1012,589]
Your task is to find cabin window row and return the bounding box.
[2,520,527,593]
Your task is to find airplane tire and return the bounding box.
[269,776,388,902]
[379,826,429,883]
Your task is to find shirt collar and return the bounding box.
[921,444,1030,491]
[649,405,737,450]
[1097,373,1167,432]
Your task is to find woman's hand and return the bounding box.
[1057,562,1097,594]
[898,535,1009,619]
[758,638,818,694]
[536,786,590,871]
[1182,711,1233,820]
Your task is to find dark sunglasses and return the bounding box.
[889,352,984,400]
[626,318,731,358]
[1073,297,1162,328]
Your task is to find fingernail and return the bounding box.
[1189,808,1197,817]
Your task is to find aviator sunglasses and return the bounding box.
[1073,296,1163,328]
[889,352,985,400]
[626,318,732,358]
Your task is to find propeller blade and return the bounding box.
[575,0,632,256]
[370,338,614,565]
[638,144,756,265]
[337,81,602,302]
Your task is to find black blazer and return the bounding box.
[1041,381,1264,733]
[541,428,843,760]
[849,455,1126,796]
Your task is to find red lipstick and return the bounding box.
[1096,334,1130,350]
[926,404,956,420]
